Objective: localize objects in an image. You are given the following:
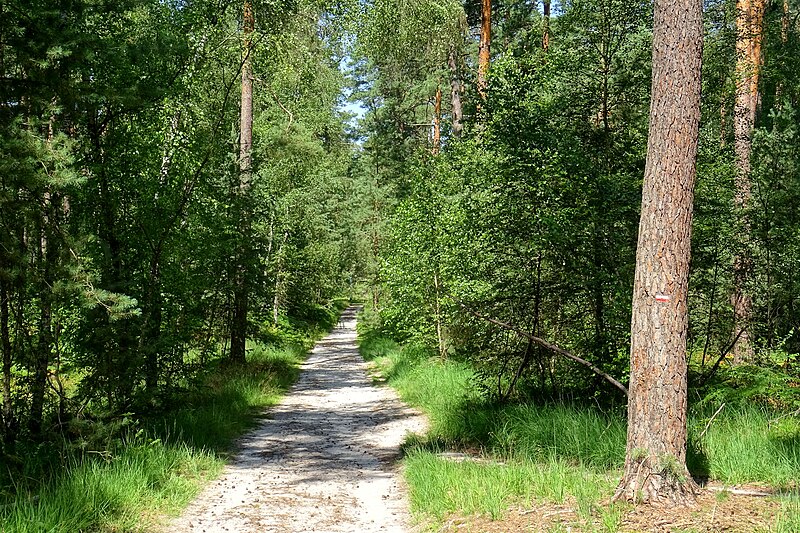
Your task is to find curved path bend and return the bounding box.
[171,306,427,533]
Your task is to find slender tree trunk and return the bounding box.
[29,200,55,435]
[782,0,789,42]
[720,96,728,148]
[776,0,789,103]
[231,0,255,364]
[141,108,183,391]
[542,0,551,52]
[731,0,764,363]
[272,230,289,328]
[433,270,446,359]
[448,49,463,136]
[141,254,162,393]
[614,0,703,505]
[478,0,491,100]
[432,86,441,154]
[371,191,381,310]
[1,279,12,436]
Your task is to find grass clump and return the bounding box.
[689,406,800,485]
[404,450,615,521]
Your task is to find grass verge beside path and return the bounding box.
[359,332,800,531]
[1,305,347,532]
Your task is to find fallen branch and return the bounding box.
[698,402,725,439]
[707,486,773,497]
[452,298,628,396]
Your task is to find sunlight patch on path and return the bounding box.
[170,306,427,532]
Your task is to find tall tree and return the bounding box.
[448,47,463,136]
[731,0,765,363]
[478,0,491,99]
[542,0,551,51]
[614,0,703,505]
[231,0,255,363]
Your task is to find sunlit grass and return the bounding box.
[0,341,307,532]
[360,331,800,530]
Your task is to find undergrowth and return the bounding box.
[0,303,345,532]
[359,330,800,530]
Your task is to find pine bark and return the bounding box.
[731,0,764,363]
[231,0,254,364]
[478,0,491,99]
[615,0,703,506]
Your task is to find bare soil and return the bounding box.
[436,485,790,532]
[169,306,427,533]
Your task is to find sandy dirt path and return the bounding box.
[170,306,427,533]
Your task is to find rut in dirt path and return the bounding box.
[170,306,427,533]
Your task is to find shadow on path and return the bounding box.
[170,306,427,533]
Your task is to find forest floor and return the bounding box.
[168,306,428,533]
[434,481,793,532]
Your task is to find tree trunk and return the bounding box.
[731,0,764,363]
[1,278,12,436]
[542,0,551,52]
[231,0,255,364]
[272,230,289,328]
[432,86,441,154]
[29,198,55,435]
[433,270,446,358]
[782,0,789,42]
[478,0,491,100]
[614,0,703,505]
[141,255,162,393]
[448,49,463,136]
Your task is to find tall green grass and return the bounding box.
[360,332,800,528]
[1,341,306,532]
[691,407,800,485]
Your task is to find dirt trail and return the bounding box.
[170,306,427,533]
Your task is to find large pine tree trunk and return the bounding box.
[478,0,491,99]
[614,0,703,506]
[231,0,255,364]
[731,0,764,363]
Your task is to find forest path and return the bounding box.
[169,306,427,533]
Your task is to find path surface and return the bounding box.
[170,307,427,533]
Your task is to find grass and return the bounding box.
[0,341,308,532]
[775,495,800,532]
[692,407,800,485]
[359,331,800,530]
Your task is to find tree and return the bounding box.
[478,0,491,99]
[730,0,765,363]
[231,0,256,363]
[614,0,704,505]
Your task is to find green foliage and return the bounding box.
[695,363,800,411]
[363,330,800,525]
[0,339,306,531]
[0,0,361,441]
